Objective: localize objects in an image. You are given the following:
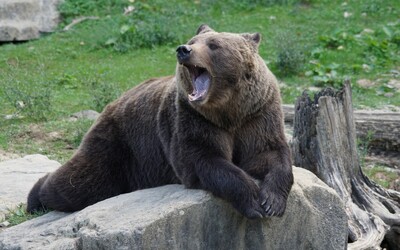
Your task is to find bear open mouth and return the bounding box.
[186,66,211,102]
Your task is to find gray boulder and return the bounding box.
[0,167,348,250]
[0,0,63,41]
[0,154,60,219]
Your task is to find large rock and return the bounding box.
[0,0,63,41]
[0,167,348,250]
[70,110,100,121]
[0,154,60,219]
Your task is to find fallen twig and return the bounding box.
[63,16,100,31]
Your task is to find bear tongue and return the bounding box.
[189,71,210,102]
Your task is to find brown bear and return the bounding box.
[27,24,293,219]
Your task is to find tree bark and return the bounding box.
[291,80,400,249]
[283,104,400,152]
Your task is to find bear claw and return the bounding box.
[259,189,287,217]
[243,205,265,219]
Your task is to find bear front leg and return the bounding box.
[245,145,293,217]
[27,174,49,212]
[171,134,266,219]
[196,157,266,219]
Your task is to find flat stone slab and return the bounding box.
[0,154,60,219]
[0,167,348,250]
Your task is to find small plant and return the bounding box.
[318,30,354,49]
[363,165,399,189]
[55,73,80,89]
[305,62,344,87]
[2,204,49,226]
[71,119,94,148]
[3,82,53,122]
[89,80,120,112]
[273,32,306,76]
[106,16,179,52]
[361,0,382,15]
[357,131,374,168]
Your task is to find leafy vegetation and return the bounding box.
[1,204,49,226]
[363,165,399,189]
[3,83,52,122]
[357,131,374,168]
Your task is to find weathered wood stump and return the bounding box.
[291,80,400,249]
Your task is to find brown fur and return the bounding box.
[27,25,293,219]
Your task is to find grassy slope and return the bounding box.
[0,0,399,163]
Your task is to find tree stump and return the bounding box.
[291,80,400,249]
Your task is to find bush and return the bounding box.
[59,0,127,23]
[3,81,53,121]
[305,62,344,87]
[103,1,203,52]
[70,119,94,148]
[273,32,306,76]
[89,80,120,112]
[60,0,311,53]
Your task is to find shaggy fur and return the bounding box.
[27,25,293,219]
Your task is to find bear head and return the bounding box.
[175,24,263,110]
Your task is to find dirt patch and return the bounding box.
[18,124,47,143]
[364,151,400,192]
[366,150,400,169]
[0,150,20,162]
[15,124,64,144]
[372,172,400,191]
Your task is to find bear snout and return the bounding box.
[176,45,192,63]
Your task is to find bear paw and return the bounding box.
[232,182,266,219]
[259,188,288,217]
[240,197,266,219]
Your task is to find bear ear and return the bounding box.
[196,24,214,35]
[242,33,262,49]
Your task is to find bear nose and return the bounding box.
[176,45,192,63]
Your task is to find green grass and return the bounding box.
[363,165,399,189]
[1,0,399,163]
[0,119,94,163]
[1,204,49,227]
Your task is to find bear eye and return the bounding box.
[188,39,196,45]
[208,43,220,50]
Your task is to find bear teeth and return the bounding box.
[188,69,211,102]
